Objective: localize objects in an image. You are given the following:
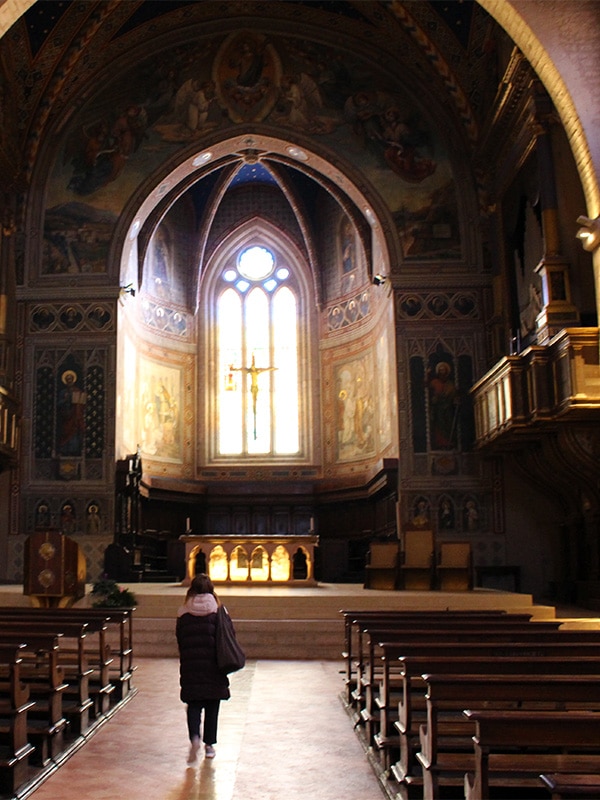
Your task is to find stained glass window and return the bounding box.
[216,246,300,457]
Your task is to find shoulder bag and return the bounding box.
[215,604,246,673]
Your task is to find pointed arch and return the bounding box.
[201,219,314,463]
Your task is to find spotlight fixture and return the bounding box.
[576,215,600,252]
[372,273,387,286]
[119,283,136,298]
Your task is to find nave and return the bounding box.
[26,658,380,800]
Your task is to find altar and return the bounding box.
[180,534,319,586]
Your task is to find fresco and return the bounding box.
[411,495,432,528]
[54,361,86,460]
[405,492,483,534]
[427,353,458,451]
[32,347,107,483]
[409,340,476,477]
[138,356,182,462]
[463,495,481,531]
[43,30,461,275]
[148,227,176,302]
[376,324,394,451]
[438,495,456,530]
[120,334,138,455]
[335,353,376,462]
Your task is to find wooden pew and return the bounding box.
[92,607,136,700]
[0,614,115,713]
[0,632,68,766]
[0,607,136,703]
[356,615,564,688]
[356,620,558,743]
[339,609,531,707]
[0,643,36,796]
[353,615,553,724]
[464,710,600,800]
[33,607,132,698]
[361,625,585,744]
[389,655,600,786]
[340,608,516,704]
[0,607,135,798]
[0,621,102,736]
[415,674,600,800]
[373,634,600,721]
[371,638,600,776]
[356,616,556,689]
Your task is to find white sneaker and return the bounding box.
[205,744,216,759]
[187,737,201,765]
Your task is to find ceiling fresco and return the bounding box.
[0,2,512,276]
[10,1,505,150]
[22,1,478,59]
[42,24,460,270]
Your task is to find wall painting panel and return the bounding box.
[139,356,183,463]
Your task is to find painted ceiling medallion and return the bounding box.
[214,32,282,124]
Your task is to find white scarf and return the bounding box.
[177,593,218,618]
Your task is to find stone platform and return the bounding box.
[0,581,575,660]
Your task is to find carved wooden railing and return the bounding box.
[472,328,600,447]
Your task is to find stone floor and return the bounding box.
[26,658,383,800]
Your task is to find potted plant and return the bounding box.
[91,577,137,608]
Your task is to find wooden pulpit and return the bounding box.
[24,529,86,607]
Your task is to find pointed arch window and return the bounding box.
[216,245,300,457]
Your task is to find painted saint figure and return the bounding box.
[86,503,101,535]
[57,368,87,457]
[427,360,458,450]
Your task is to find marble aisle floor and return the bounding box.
[27,659,383,800]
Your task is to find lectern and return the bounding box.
[24,529,86,607]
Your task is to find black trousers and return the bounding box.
[186,699,221,745]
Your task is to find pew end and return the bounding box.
[540,772,600,799]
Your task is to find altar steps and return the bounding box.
[134,617,344,659]
[0,582,572,661]
[135,571,180,583]
[124,583,561,660]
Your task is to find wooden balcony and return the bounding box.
[472,328,600,449]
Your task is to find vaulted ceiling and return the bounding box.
[1,1,509,192]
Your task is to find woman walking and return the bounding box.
[176,573,230,765]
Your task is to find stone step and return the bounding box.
[132,617,344,660]
[0,582,565,661]
[112,586,558,622]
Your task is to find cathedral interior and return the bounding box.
[0,0,599,607]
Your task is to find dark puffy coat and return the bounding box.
[176,611,230,703]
